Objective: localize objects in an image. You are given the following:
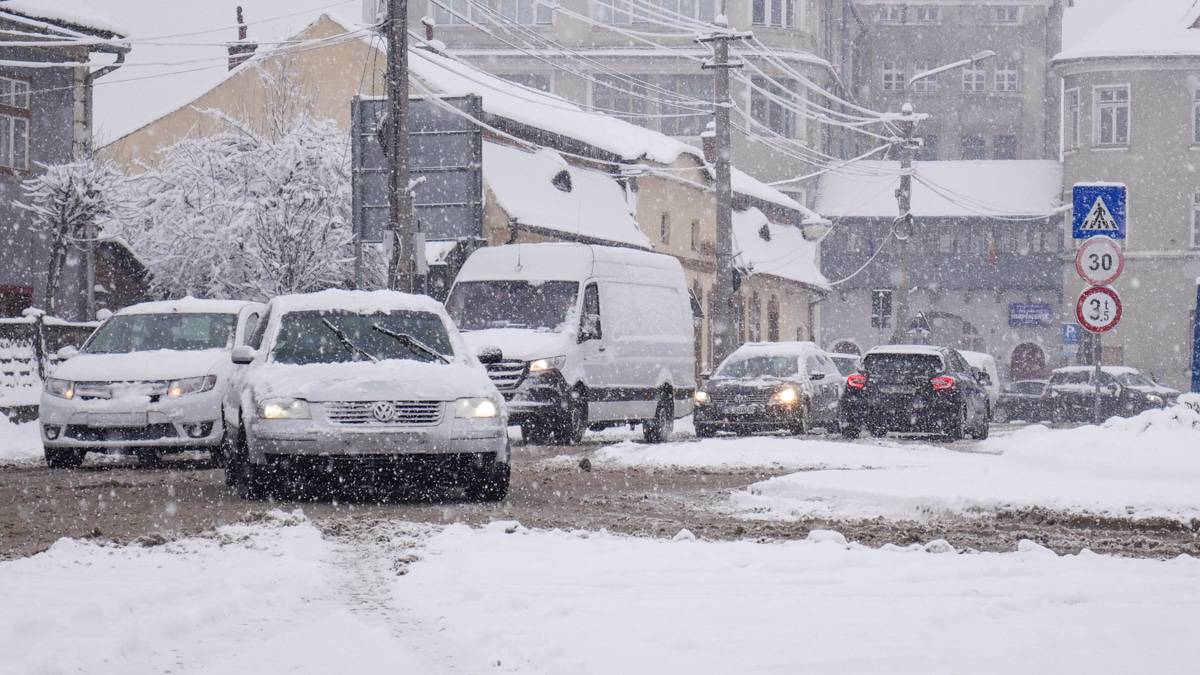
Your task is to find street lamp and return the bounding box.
[889,50,996,344]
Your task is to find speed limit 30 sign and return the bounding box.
[1074,235,1124,286]
[1076,286,1122,333]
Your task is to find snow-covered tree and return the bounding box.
[16,158,125,315]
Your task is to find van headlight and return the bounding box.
[528,356,566,373]
[257,398,311,420]
[167,375,217,398]
[44,378,75,399]
[456,397,499,418]
[773,387,799,405]
[693,390,710,405]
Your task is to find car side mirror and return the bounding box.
[578,313,602,342]
[809,372,826,381]
[1106,383,1122,396]
[476,346,503,365]
[231,345,257,365]
[55,345,79,361]
[700,369,712,382]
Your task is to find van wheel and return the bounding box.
[554,387,588,445]
[44,448,85,469]
[643,393,674,444]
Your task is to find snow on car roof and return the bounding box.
[1053,365,1141,376]
[732,341,822,357]
[865,345,944,356]
[958,350,997,366]
[455,242,679,283]
[267,289,448,316]
[116,298,260,315]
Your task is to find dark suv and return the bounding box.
[1046,366,1180,423]
[840,345,990,441]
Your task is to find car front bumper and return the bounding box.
[246,416,509,464]
[39,389,225,450]
[693,401,805,429]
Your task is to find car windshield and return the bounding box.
[830,357,859,376]
[84,313,236,353]
[1050,371,1090,385]
[717,355,799,379]
[862,353,943,382]
[446,280,579,331]
[1116,372,1154,386]
[271,310,453,365]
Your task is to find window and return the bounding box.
[992,5,1019,23]
[994,61,1019,92]
[917,134,938,160]
[0,76,29,171]
[592,74,647,119]
[1192,193,1200,248]
[663,0,716,22]
[690,219,701,251]
[878,4,904,23]
[960,135,986,160]
[767,295,780,341]
[660,74,713,136]
[753,0,792,26]
[660,212,671,244]
[431,0,479,24]
[910,64,938,93]
[581,283,602,338]
[750,76,796,137]
[871,289,893,329]
[1095,85,1130,146]
[993,135,1017,159]
[962,64,986,92]
[912,6,938,23]
[881,62,904,92]
[1064,88,1081,150]
[748,292,762,342]
[595,0,634,24]
[500,73,552,92]
[501,0,553,24]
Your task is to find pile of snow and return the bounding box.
[0,415,41,463]
[398,522,1200,674]
[735,406,1200,523]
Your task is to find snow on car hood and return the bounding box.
[50,349,229,382]
[460,328,570,362]
[248,359,497,402]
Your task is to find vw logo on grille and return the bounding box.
[371,401,397,423]
[734,394,747,403]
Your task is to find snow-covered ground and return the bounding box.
[734,406,1200,523]
[0,416,42,464]
[4,515,1199,674]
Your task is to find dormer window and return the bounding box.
[552,169,572,192]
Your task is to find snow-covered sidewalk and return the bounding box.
[0,416,43,464]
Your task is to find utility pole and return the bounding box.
[698,13,750,366]
[385,0,415,292]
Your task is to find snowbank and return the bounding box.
[398,522,1200,674]
[0,415,41,463]
[735,406,1200,523]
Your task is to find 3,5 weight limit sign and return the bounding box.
[1074,235,1124,286]
[1076,286,1122,333]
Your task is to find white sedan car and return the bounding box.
[39,299,266,467]
[222,289,509,501]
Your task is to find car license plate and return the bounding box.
[88,412,148,427]
[730,404,760,415]
[879,385,914,395]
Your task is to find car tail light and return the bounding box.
[847,373,868,390]
[930,375,956,392]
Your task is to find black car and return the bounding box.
[693,342,844,437]
[1046,366,1180,423]
[840,345,990,441]
[995,379,1049,422]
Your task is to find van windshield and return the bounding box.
[446,280,579,331]
[84,313,237,353]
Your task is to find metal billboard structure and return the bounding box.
[350,94,484,289]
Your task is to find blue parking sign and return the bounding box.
[1061,323,1081,345]
[1072,183,1126,240]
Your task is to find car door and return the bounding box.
[576,282,617,421]
[948,350,986,423]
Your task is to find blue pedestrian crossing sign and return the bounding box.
[1072,183,1126,240]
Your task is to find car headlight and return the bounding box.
[456,397,499,418]
[257,398,311,420]
[528,356,566,373]
[167,375,218,398]
[1146,394,1164,406]
[44,378,74,399]
[694,390,710,405]
[773,387,799,405]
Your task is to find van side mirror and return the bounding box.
[579,313,602,342]
[55,346,79,361]
[231,345,257,365]
[476,346,503,364]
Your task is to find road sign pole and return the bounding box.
[1093,335,1102,425]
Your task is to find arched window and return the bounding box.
[748,292,762,342]
[767,295,780,342]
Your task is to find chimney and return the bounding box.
[700,120,716,163]
[423,16,435,41]
[227,6,257,71]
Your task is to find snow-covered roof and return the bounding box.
[268,289,449,316]
[117,298,261,316]
[0,0,127,37]
[1057,0,1200,62]
[483,141,649,249]
[732,207,829,290]
[425,240,459,266]
[814,160,1064,219]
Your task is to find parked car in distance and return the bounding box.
[222,289,509,501]
[39,299,265,468]
[995,380,1049,422]
[828,353,860,377]
[840,345,990,441]
[693,342,843,437]
[445,243,695,445]
[958,350,1001,419]
[1045,366,1180,424]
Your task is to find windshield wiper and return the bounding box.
[321,318,378,363]
[371,324,450,364]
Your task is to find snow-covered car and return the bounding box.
[828,353,860,378]
[840,345,990,441]
[445,243,695,445]
[958,350,1001,419]
[1045,366,1180,424]
[693,342,843,437]
[221,290,509,501]
[996,379,1049,422]
[39,299,266,468]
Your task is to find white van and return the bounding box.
[959,350,1001,419]
[445,243,696,444]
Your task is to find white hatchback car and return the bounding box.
[39,299,266,467]
[222,289,509,501]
